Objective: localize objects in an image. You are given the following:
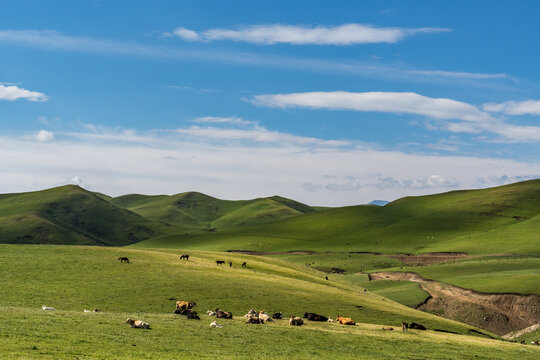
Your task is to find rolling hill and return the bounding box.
[134,180,540,256]
[0,185,167,246]
[110,191,315,230]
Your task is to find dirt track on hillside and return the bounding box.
[369,272,540,335]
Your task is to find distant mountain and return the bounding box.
[368,200,389,206]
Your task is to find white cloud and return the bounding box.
[252,91,493,123]
[174,24,450,45]
[0,126,539,206]
[173,27,201,41]
[191,116,255,126]
[252,91,540,143]
[483,99,540,115]
[0,84,48,102]
[35,130,54,142]
[0,30,507,86]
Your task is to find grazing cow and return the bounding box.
[258,311,272,322]
[289,315,304,326]
[42,305,55,311]
[336,316,355,325]
[117,257,130,263]
[180,254,189,261]
[303,312,328,322]
[272,312,283,320]
[410,322,426,330]
[241,262,247,268]
[228,260,232,267]
[210,321,223,328]
[216,260,225,266]
[325,276,329,280]
[206,310,217,316]
[382,327,394,331]
[176,301,196,312]
[125,318,150,329]
[402,322,409,332]
[215,308,233,319]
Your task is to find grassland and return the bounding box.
[376,257,540,295]
[134,180,540,256]
[0,185,169,246]
[1,244,537,359]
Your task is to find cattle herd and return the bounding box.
[115,255,428,333]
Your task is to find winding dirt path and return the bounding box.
[369,272,540,335]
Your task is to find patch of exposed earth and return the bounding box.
[369,272,540,336]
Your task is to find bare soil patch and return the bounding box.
[369,272,540,336]
[387,252,468,265]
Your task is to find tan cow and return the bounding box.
[176,301,196,312]
[336,316,355,325]
[125,318,150,329]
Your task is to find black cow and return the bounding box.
[180,254,189,261]
[272,312,283,319]
[410,322,426,330]
[303,312,328,322]
[241,262,247,268]
[216,260,225,266]
[117,257,130,263]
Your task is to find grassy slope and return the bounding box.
[377,257,540,295]
[110,192,315,230]
[1,244,537,359]
[134,180,540,256]
[0,185,169,246]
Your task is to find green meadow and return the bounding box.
[1,244,537,359]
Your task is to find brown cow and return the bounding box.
[289,315,304,326]
[215,308,233,319]
[336,316,355,325]
[176,301,196,312]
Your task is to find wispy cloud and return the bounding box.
[483,99,540,115]
[167,85,219,94]
[0,30,508,86]
[0,84,48,101]
[191,116,255,126]
[251,91,540,143]
[173,23,450,45]
[408,70,509,80]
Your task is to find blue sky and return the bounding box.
[1,0,540,205]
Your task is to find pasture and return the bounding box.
[2,244,536,358]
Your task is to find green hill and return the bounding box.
[0,185,166,246]
[2,244,535,359]
[110,191,315,230]
[135,180,540,256]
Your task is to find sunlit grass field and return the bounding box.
[2,244,536,359]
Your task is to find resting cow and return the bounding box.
[215,308,233,319]
[246,316,264,324]
[336,316,355,325]
[409,322,426,330]
[303,312,328,322]
[125,318,150,329]
[289,315,304,326]
[258,311,272,322]
[272,312,283,320]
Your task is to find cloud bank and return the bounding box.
[1,123,538,206]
